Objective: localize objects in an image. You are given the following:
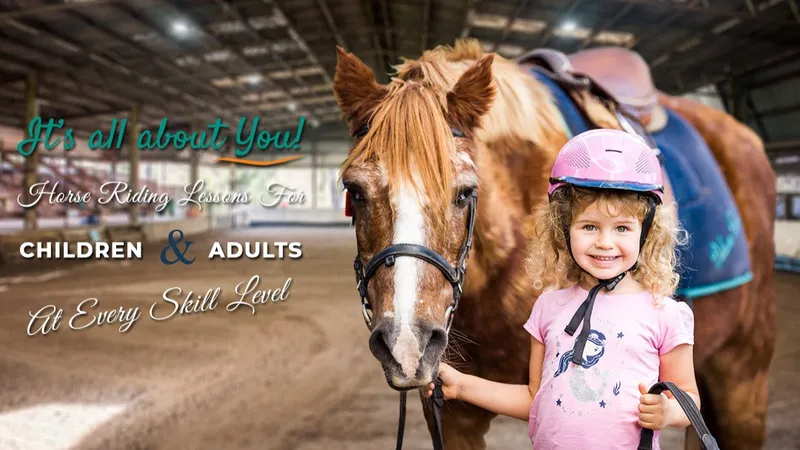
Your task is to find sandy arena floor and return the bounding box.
[0,227,797,449]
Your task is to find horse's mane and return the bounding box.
[339,39,566,237]
[393,39,566,147]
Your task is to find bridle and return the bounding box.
[352,188,477,334]
[346,124,479,450]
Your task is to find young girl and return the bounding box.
[425,129,699,449]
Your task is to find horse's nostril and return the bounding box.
[425,325,448,359]
[368,322,395,366]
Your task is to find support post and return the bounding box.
[228,149,236,228]
[128,104,141,225]
[189,133,200,186]
[311,140,318,211]
[22,72,39,230]
[64,156,71,227]
[0,151,6,189]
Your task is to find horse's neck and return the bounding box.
[462,143,549,299]
[458,64,569,312]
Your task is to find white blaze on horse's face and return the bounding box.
[390,179,427,379]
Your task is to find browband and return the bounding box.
[354,123,466,138]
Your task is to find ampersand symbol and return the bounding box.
[160,229,195,265]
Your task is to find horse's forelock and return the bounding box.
[341,82,456,239]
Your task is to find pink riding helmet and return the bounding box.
[548,129,664,203]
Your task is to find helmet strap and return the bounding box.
[563,271,626,365]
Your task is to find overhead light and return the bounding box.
[245,74,262,85]
[287,102,297,112]
[172,21,189,37]
[561,21,576,31]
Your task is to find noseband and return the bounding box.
[347,125,478,450]
[353,189,477,334]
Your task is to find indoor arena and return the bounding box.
[1,1,798,450]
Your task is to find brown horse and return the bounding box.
[332,39,776,450]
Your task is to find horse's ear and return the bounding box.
[333,47,388,134]
[446,54,495,132]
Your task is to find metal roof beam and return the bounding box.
[212,0,304,89]
[422,0,431,53]
[211,0,319,119]
[756,102,800,118]
[535,0,583,47]
[0,73,26,87]
[0,0,116,22]
[489,0,531,52]
[670,47,800,94]
[128,24,467,63]
[63,5,241,114]
[0,18,215,120]
[612,0,800,27]
[377,0,395,66]
[790,0,800,22]
[0,43,177,118]
[359,0,391,83]
[460,0,481,39]
[577,2,635,50]
[158,0,306,112]
[156,49,403,83]
[314,0,347,49]
[257,0,334,85]
[494,5,528,50]
[628,0,704,52]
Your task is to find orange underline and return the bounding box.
[213,155,305,166]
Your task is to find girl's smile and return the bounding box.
[588,255,622,268]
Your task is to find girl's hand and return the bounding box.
[423,362,463,401]
[637,383,673,430]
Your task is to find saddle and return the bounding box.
[567,47,660,121]
[515,48,660,151]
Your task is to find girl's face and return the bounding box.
[569,200,642,282]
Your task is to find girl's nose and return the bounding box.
[595,232,614,248]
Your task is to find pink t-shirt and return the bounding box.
[524,284,694,450]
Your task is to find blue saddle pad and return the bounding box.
[531,69,753,300]
[651,109,752,298]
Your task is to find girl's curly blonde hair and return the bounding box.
[524,186,688,298]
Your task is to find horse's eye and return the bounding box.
[344,183,366,204]
[455,186,476,207]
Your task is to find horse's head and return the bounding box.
[333,45,495,390]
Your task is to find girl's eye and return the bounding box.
[582,224,596,231]
[616,226,629,232]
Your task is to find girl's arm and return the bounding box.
[456,336,545,422]
[658,343,701,428]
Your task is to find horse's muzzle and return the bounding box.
[368,319,448,390]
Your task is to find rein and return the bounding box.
[347,124,477,450]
